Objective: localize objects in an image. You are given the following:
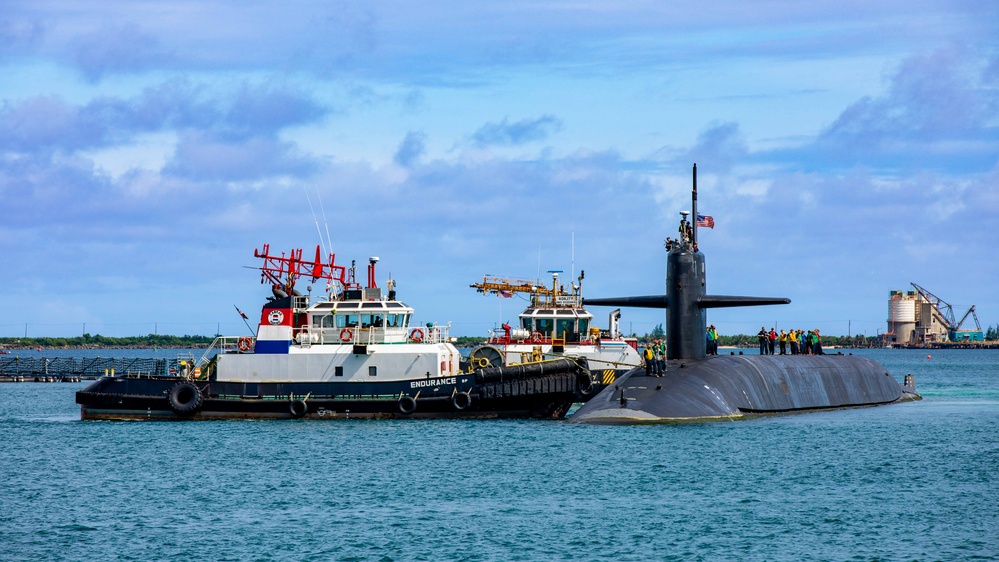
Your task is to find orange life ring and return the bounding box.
[340,328,353,342]
[237,337,252,352]
[410,328,424,342]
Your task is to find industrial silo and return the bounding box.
[887,291,917,344]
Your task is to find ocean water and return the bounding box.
[1,348,997,561]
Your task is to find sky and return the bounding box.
[2,0,997,340]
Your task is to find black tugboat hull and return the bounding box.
[76,363,598,421]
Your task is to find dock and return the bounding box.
[0,356,194,383]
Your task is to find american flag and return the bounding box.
[499,290,513,298]
[697,214,715,229]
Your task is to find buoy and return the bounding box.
[926,355,931,359]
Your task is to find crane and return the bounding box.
[909,283,983,342]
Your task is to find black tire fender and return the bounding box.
[452,391,472,410]
[168,381,203,415]
[289,399,308,418]
[398,395,417,415]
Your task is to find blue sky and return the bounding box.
[2,1,997,339]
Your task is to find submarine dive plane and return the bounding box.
[570,164,920,424]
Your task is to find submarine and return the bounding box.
[570,164,920,424]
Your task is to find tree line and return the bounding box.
[0,334,216,349]
[4,325,996,349]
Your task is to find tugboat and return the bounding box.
[76,244,598,420]
[468,272,641,390]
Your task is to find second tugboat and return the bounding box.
[77,244,597,420]
[468,271,642,388]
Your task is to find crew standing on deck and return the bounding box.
[653,340,665,376]
[757,327,767,355]
[779,330,788,355]
[789,329,799,355]
[644,345,655,376]
[768,328,777,355]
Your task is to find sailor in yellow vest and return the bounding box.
[779,330,788,355]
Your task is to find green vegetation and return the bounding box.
[6,326,995,349]
[0,333,216,349]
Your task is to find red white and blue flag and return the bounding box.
[499,290,513,298]
[697,214,715,229]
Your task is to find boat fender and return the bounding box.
[398,395,417,415]
[340,328,353,342]
[289,399,308,418]
[452,391,472,410]
[410,328,424,342]
[576,372,595,397]
[167,381,203,416]
[237,337,252,352]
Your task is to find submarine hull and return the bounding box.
[570,354,920,424]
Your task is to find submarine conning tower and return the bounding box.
[585,163,790,360]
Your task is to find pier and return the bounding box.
[0,356,194,383]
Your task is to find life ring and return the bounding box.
[340,328,353,342]
[452,391,472,411]
[531,332,542,343]
[167,381,203,416]
[398,395,417,415]
[289,399,308,418]
[237,337,252,352]
[410,328,424,342]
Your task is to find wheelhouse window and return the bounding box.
[362,314,383,328]
[336,314,359,328]
[556,319,575,338]
[535,317,554,337]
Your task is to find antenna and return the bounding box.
[316,188,333,257]
[692,163,698,248]
[537,243,542,283]
[571,230,575,281]
[303,188,326,257]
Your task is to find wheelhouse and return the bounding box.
[519,308,592,341]
[307,299,415,344]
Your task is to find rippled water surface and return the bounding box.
[2,348,997,561]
